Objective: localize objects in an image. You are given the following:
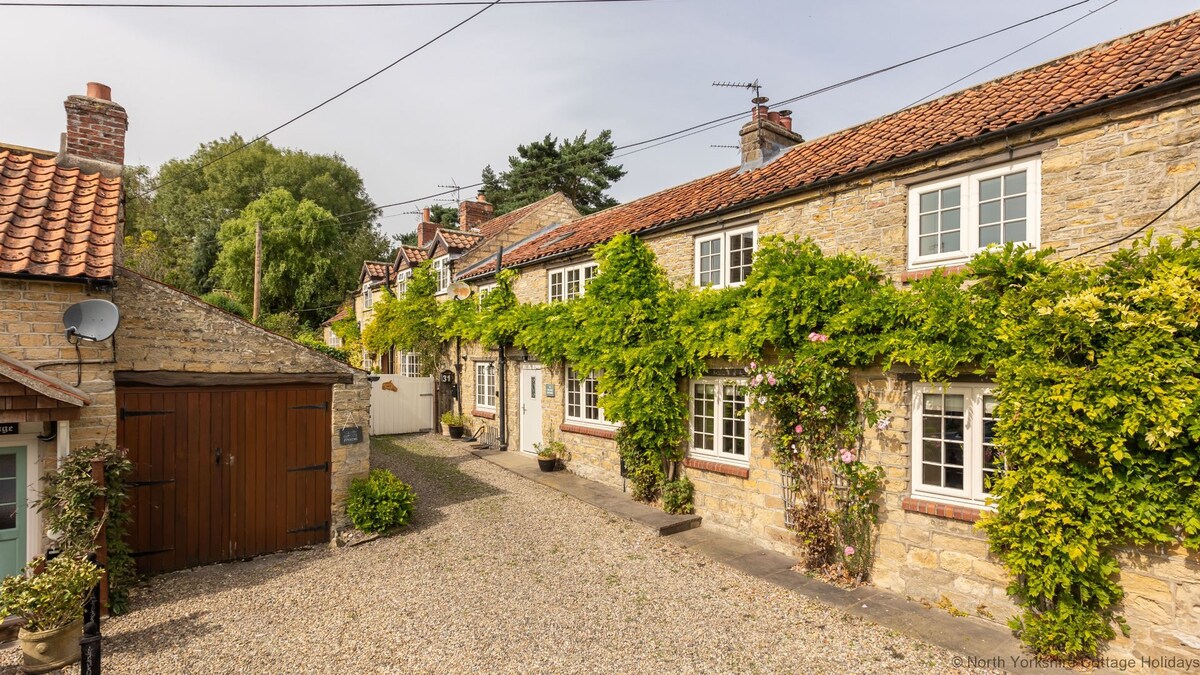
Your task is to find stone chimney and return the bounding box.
[60,82,128,178]
[417,207,438,247]
[738,99,802,174]
[459,191,495,231]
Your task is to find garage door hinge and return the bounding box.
[287,522,328,534]
[128,479,176,487]
[287,461,329,473]
[120,408,175,420]
[288,402,330,411]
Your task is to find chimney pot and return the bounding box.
[476,191,488,203]
[86,82,112,101]
[767,111,781,124]
[753,105,769,121]
[422,207,432,222]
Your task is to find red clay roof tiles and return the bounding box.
[362,260,391,282]
[0,149,121,280]
[437,228,483,250]
[465,12,1200,278]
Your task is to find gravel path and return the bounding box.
[3,434,995,674]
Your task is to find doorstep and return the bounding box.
[469,448,702,536]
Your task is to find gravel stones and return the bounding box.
[2,434,994,674]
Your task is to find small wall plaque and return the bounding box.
[544,383,555,398]
[340,426,363,445]
[0,423,17,435]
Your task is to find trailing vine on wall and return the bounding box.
[367,226,1200,661]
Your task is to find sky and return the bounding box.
[4,0,1199,240]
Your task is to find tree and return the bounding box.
[428,204,459,228]
[126,135,387,297]
[481,130,625,215]
[212,188,344,322]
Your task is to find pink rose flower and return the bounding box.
[749,361,757,370]
[819,405,827,413]
[766,373,777,386]
[840,449,856,463]
[757,396,767,405]
[794,424,804,434]
[807,331,829,343]
[844,546,856,557]
[751,374,763,386]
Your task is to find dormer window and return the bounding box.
[907,158,1040,269]
[432,257,450,294]
[363,283,373,309]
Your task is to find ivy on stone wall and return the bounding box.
[369,227,1200,662]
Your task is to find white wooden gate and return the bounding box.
[370,375,435,435]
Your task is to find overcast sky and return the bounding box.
[5,0,1198,239]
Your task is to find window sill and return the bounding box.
[899,265,966,283]
[684,457,750,479]
[471,409,496,419]
[901,496,983,523]
[560,423,616,440]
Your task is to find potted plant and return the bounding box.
[440,411,466,439]
[0,555,102,674]
[534,441,566,472]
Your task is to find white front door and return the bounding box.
[519,364,544,454]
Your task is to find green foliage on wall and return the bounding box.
[362,263,443,375]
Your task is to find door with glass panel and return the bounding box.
[0,445,27,578]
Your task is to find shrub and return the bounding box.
[0,556,103,631]
[534,440,566,460]
[346,469,417,533]
[661,477,694,515]
[440,411,466,427]
[200,292,250,319]
[295,332,350,363]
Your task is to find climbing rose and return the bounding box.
[841,450,856,463]
[751,374,763,386]
[876,417,892,431]
[844,546,856,557]
[807,332,829,343]
[758,396,767,405]
[749,361,757,370]
[766,373,777,386]
[794,424,803,434]
[819,405,827,413]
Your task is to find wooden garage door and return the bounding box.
[116,384,332,574]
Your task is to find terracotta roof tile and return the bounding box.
[0,149,121,279]
[362,260,390,281]
[320,305,351,327]
[437,228,483,250]
[466,12,1200,278]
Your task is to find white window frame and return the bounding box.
[693,224,758,289]
[548,262,599,302]
[399,351,423,378]
[362,282,373,309]
[688,378,750,468]
[432,257,451,295]
[907,158,1041,270]
[565,367,613,428]
[475,361,496,410]
[477,283,497,306]
[395,270,410,297]
[910,382,999,508]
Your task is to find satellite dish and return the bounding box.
[63,299,120,342]
[448,281,472,300]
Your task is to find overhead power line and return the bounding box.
[1,0,652,7]
[1066,175,1200,261]
[615,0,1092,152]
[136,0,503,198]
[906,0,1120,108]
[338,0,1100,220]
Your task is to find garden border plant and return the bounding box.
[364,225,1200,662]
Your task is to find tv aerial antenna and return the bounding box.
[436,180,462,205]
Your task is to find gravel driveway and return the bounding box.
[3,434,992,674]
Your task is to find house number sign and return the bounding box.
[0,423,17,435]
[339,426,363,445]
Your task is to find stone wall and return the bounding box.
[113,269,371,519]
[456,193,582,272]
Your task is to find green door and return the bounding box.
[0,445,26,578]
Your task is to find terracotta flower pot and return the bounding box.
[19,618,83,674]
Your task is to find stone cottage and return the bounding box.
[457,13,1200,665]
[0,83,370,579]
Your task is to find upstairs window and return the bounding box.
[395,270,410,297]
[565,367,609,426]
[475,362,496,410]
[908,158,1040,269]
[432,257,451,294]
[694,225,757,288]
[477,283,496,306]
[548,262,599,302]
[362,283,373,309]
[911,383,1001,506]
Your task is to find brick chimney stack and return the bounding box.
[459,191,495,231]
[738,98,802,174]
[418,207,438,247]
[60,82,128,178]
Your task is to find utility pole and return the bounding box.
[252,220,262,322]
